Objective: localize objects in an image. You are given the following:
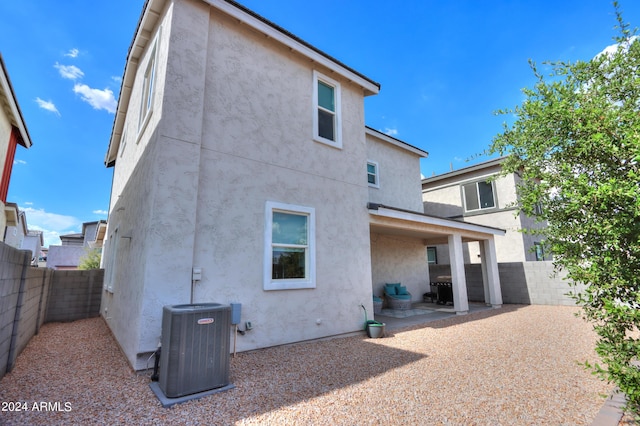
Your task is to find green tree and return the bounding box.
[78,248,102,270]
[489,4,640,412]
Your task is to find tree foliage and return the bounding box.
[78,248,102,270]
[489,3,640,412]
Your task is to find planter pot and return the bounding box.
[366,322,385,338]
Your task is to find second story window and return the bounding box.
[138,32,160,134]
[367,161,379,187]
[313,71,342,148]
[462,180,495,212]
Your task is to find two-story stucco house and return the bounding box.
[102,0,506,370]
[1,54,32,239]
[422,157,548,265]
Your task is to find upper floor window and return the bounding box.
[367,161,379,188]
[313,71,342,148]
[462,180,495,212]
[264,201,316,290]
[138,33,160,134]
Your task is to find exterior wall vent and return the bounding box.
[159,303,231,398]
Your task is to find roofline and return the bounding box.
[0,53,32,149]
[367,203,506,236]
[105,0,381,167]
[421,156,508,185]
[365,126,428,158]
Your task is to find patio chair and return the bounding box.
[384,283,412,310]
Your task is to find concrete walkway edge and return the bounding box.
[591,389,626,426]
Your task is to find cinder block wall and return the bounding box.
[0,241,104,380]
[0,242,29,377]
[13,266,52,366]
[429,261,578,306]
[45,269,103,323]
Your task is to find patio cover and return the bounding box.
[368,203,506,314]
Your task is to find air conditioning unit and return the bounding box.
[159,303,231,398]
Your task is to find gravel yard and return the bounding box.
[0,305,615,425]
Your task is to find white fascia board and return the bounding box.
[0,59,32,148]
[369,206,506,237]
[207,0,380,96]
[365,127,428,158]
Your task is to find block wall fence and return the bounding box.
[0,242,103,379]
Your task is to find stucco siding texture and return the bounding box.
[104,0,380,369]
[370,233,430,302]
[366,134,424,212]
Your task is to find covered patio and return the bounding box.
[368,203,506,315]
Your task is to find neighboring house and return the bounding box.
[3,202,26,249]
[0,54,32,238]
[47,220,106,269]
[21,230,43,266]
[102,0,506,370]
[422,157,548,265]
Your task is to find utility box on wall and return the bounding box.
[159,303,231,398]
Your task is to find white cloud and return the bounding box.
[384,127,398,137]
[73,83,117,113]
[64,48,79,58]
[596,36,638,59]
[54,62,84,80]
[13,159,26,165]
[35,97,60,116]
[111,75,122,85]
[93,209,108,215]
[21,207,82,247]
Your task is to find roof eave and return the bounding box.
[105,0,381,167]
[0,53,33,149]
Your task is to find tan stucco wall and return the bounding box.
[366,133,424,212]
[103,0,377,368]
[370,233,430,302]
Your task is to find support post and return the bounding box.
[448,233,469,314]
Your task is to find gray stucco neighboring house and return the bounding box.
[422,156,548,265]
[47,220,106,269]
[101,0,506,370]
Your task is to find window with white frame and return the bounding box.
[427,246,437,264]
[462,180,496,212]
[264,201,316,290]
[367,161,379,187]
[313,71,342,148]
[118,128,128,158]
[138,37,159,133]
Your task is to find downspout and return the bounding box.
[6,250,30,373]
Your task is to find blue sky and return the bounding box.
[2,0,639,247]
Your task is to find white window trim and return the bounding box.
[367,160,379,188]
[312,70,342,149]
[137,27,161,140]
[264,201,316,291]
[462,180,497,213]
[118,127,128,158]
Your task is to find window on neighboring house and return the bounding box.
[313,71,342,148]
[264,201,316,290]
[462,180,496,212]
[138,39,158,134]
[535,242,544,261]
[367,161,379,187]
[427,247,437,264]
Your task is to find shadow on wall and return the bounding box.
[428,263,532,305]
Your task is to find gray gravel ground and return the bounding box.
[0,304,614,425]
